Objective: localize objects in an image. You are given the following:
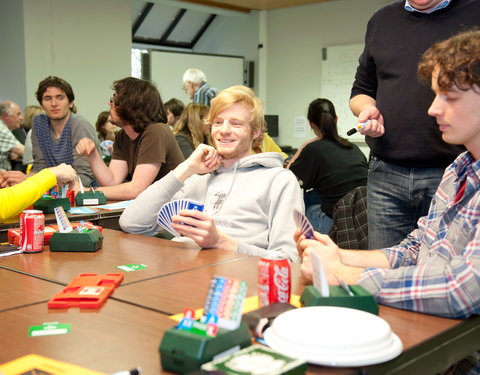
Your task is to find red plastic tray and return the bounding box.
[48,273,124,309]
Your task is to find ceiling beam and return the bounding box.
[175,0,250,13]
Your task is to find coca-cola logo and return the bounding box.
[273,265,290,303]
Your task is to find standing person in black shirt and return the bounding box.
[350,0,480,249]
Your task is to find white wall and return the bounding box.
[193,11,260,89]
[3,0,132,126]
[264,0,390,151]
[0,1,27,105]
[2,0,389,149]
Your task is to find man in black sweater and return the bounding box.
[350,0,480,249]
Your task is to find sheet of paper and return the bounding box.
[94,200,133,210]
[294,116,307,138]
[68,207,97,214]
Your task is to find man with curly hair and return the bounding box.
[298,29,480,321]
[76,77,184,200]
[299,30,480,372]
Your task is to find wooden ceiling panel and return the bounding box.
[177,0,335,12]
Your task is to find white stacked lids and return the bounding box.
[264,306,403,367]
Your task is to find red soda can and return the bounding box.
[19,210,45,253]
[258,255,291,306]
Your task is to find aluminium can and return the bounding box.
[19,210,45,253]
[258,255,291,306]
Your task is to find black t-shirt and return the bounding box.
[351,0,480,167]
[290,139,367,216]
[112,122,184,182]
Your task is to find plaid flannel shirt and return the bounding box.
[0,123,20,170]
[359,151,480,319]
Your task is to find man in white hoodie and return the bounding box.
[120,85,303,261]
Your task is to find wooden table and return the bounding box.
[1,230,479,375]
[0,230,249,285]
[0,268,62,311]
[0,300,173,374]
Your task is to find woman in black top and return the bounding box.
[288,98,368,233]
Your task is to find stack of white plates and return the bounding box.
[263,306,403,367]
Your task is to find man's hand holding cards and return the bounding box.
[157,199,205,237]
[293,209,315,240]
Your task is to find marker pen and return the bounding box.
[110,367,141,375]
[347,120,369,136]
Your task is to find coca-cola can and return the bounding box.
[258,255,291,306]
[19,210,45,253]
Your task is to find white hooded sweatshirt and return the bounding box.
[120,152,303,261]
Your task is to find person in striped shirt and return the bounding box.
[182,68,219,107]
[297,29,480,320]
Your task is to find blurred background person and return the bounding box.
[164,98,184,130]
[95,110,119,163]
[173,103,211,158]
[22,105,44,168]
[95,110,117,142]
[288,98,368,233]
[0,101,24,173]
[182,68,219,107]
[252,118,287,159]
[0,101,25,145]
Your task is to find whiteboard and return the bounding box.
[320,43,364,141]
[149,50,244,105]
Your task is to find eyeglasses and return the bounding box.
[109,94,118,106]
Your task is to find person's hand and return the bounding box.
[1,170,27,187]
[297,232,342,283]
[357,106,385,137]
[0,170,7,188]
[174,144,223,182]
[9,151,21,161]
[49,164,77,188]
[171,209,223,248]
[76,137,97,156]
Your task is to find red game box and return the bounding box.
[8,221,103,246]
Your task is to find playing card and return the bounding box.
[293,209,315,239]
[157,200,205,237]
[311,250,330,297]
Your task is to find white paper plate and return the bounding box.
[263,306,403,367]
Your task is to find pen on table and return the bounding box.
[346,120,369,136]
[110,367,141,375]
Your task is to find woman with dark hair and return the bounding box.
[95,111,119,162]
[95,111,117,142]
[288,98,368,233]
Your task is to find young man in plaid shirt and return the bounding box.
[297,29,480,320]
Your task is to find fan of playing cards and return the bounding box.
[293,209,315,239]
[157,199,205,237]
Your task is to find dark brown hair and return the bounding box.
[35,76,77,113]
[418,29,480,92]
[112,77,166,133]
[95,111,110,139]
[308,98,352,149]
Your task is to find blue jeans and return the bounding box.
[367,157,444,249]
[304,190,333,234]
